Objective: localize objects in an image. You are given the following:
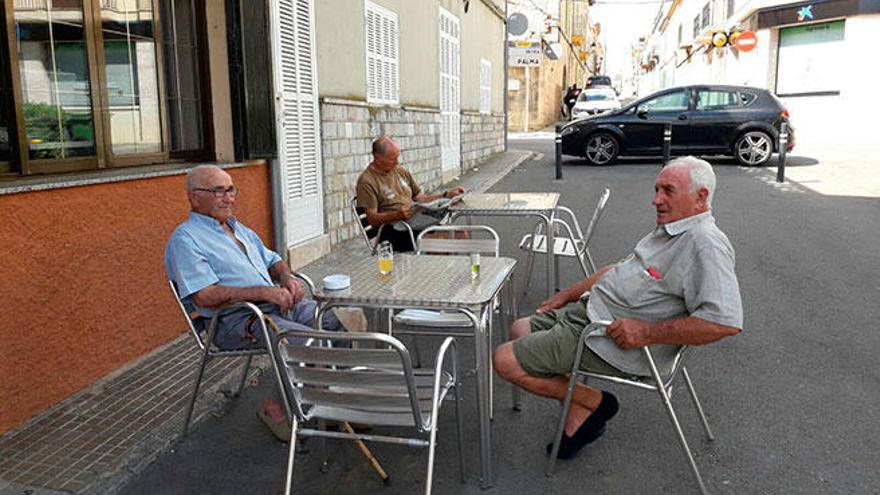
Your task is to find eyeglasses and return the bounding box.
[194,186,239,198]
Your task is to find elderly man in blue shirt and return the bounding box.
[165,164,342,439]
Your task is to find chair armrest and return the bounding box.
[555,205,585,239]
[202,301,268,348]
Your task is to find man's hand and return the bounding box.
[606,319,653,350]
[446,187,465,197]
[281,277,305,306]
[264,286,295,313]
[397,204,416,220]
[536,292,569,314]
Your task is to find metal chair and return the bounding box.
[546,318,715,495]
[350,196,415,254]
[169,280,272,436]
[272,329,465,495]
[519,187,610,293]
[391,224,518,413]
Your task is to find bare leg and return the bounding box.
[495,317,602,435]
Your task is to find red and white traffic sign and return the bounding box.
[735,31,758,52]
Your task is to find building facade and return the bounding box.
[634,0,880,147]
[0,0,508,434]
[506,0,601,132]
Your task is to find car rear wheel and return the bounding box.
[734,131,773,166]
[584,132,619,165]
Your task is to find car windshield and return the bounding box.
[580,92,614,102]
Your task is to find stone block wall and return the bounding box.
[461,111,504,172]
[320,98,442,246]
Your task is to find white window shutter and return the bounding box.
[271,0,324,247]
[365,1,398,105]
[439,7,460,174]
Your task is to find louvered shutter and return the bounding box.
[365,2,399,105]
[480,58,491,114]
[270,0,324,246]
[439,8,460,174]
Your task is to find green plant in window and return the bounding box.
[22,102,71,159]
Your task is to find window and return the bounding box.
[2,0,210,178]
[479,58,491,114]
[740,92,756,105]
[701,3,711,29]
[727,0,736,19]
[696,90,738,110]
[693,15,701,38]
[365,1,399,105]
[0,13,14,173]
[640,90,689,113]
[776,21,845,96]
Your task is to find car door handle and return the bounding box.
[677,114,688,121]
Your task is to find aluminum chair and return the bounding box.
[272,329,465,495]
[519,187,610,293]
[350,196,415,254]
[546,318,715,495]
[391,225,517,412]
[169,280,272,436]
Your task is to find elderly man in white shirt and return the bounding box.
[494,156,743,460]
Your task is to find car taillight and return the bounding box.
[780,109,790,120]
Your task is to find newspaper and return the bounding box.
[413,193,465,212]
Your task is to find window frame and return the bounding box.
[695,89,740,111]
[0,0,214,179]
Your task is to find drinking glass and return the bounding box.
[377,241,393,275]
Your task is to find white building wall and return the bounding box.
[637,2,879,149]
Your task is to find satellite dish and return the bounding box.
[508,13,528,36]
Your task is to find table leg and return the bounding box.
[544,214,555,297]
[473,307,494,489]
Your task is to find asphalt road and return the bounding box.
[121,142,880,495]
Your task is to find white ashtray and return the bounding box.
[323,274,351,291]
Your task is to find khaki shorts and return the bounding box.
[512,303,628,379]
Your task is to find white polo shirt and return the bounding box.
[586,211,743,376]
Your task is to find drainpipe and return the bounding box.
[270,158,288,260]
[503,0,509,151]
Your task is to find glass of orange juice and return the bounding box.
[377,241,393,275]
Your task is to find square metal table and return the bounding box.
[296,252,517,489]
[449,192,560,298]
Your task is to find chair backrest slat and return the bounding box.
[284,345,402,369]
[416,225,500,256]
[417,238,498,255]
[298,388,422,413]
[288,366,410,390]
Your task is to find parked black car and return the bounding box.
[559,85,795,166]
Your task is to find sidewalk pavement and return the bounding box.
[0,149,533,495]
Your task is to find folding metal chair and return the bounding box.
[546,319,715,495]
[350,196,415,254]
[169,280,272,437]
[519,188,610,293]
[272,329,466,495]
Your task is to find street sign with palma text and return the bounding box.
[509,41,541,66]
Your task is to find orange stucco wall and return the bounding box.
[0,162,275,434]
